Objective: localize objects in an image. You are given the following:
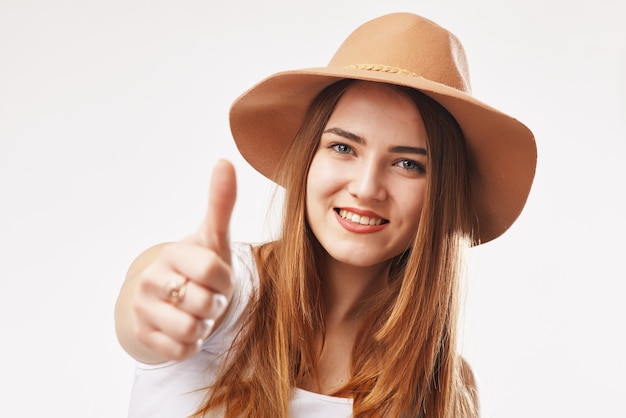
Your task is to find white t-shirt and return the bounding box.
[127,242,353,418]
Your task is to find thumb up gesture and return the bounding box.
[115,160,237,364]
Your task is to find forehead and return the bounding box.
[326,81,427,146]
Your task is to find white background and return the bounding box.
[1,1,624,417]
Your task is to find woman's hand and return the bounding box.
[115,160,237,364]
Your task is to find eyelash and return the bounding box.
[330,143,353,155]
[395,159,426,174]
[328,142,426,174]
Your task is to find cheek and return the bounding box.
[306,154,344,199]
[395,183,427,232]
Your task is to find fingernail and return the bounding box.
[203,319,215,340]
[196,320,210,340]
[213,294,229,316]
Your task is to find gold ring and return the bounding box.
[164,279,187,305]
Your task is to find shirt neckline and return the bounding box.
[293,387,353,404]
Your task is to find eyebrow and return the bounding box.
[323,127,428,156]
[323,127,364,143]
[389,145,428,155]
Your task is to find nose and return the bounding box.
[348,160,387,202]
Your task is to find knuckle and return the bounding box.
[196,292,215,316]
[200,250,220,274]
[165,343,187,361]
[157,243,178,261]
[201,256,233,291]
[136,328,153,348]
[168,342,197,361]
[177,317,200,341]
[136,275,153,295]
[196,290,229,319]
[132,295,150,319]
[136,267,166,298]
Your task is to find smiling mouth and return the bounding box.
[335,208,389,226]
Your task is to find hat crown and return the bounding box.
[328,13,471,94]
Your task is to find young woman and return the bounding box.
[115,13,536,418]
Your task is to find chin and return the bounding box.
[323,247,394,269]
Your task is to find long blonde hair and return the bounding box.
[193,79,478,417]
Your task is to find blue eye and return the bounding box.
[396,159,425,173]
[331,143,353,154]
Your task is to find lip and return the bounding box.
[334,207,389,233]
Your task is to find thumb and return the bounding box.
[191,159,237,262]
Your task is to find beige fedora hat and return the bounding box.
[229,12,537,244]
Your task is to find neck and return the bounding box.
[320,255,390,324]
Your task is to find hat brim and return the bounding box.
[229,67,537,244]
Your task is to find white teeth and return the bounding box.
[339,209,383,226]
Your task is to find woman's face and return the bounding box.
[306,82,429,269]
